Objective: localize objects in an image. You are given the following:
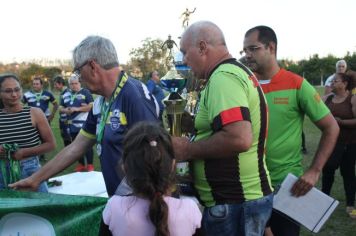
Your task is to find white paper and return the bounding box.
[273,173,339,233]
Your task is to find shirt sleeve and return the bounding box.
[49,92,56,103]
[206,71,251,131]
[298,79,330,122]
[80,107,97,139]
[324,74,335,87]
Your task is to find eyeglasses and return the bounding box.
[332,80,342,83]
[1,87,22,94]
[240,45,264,56]
[72,60,90,75]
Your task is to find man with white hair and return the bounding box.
[59,73,94,171]
[10,36,159,196]
[324,59,347,95]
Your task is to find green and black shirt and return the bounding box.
[193,59,273,207]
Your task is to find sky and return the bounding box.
[1,0,355,64]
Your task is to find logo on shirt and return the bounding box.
[314,93,321,103]
[273,97,289,104]
[110,109,121,130]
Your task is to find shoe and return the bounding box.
[349,209,356,219]
[346,206,355,214]
[75,164,86,172]
[87,164,94,172]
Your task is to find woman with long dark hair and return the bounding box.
[101,122,202,236]
[0,73,55,192]
[322,73,356,218]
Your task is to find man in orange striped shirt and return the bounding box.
[243,25,339,236]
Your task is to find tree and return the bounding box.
[344,52,356,70]
[19,64,45,89]
[127,38,170,82]
[44,67,62,91]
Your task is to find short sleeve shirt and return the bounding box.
[324,74,335,87]
[260,69,330,186]
[193,59,272,207]
[103,196,202,236]
[61,88,93,133]
[23,90,56,117]
[80,73,159,195]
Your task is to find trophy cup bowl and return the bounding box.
[161,68,195,194]
[160,68,187,92]
[161,68,187,137]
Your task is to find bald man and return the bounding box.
[173,21,273,235]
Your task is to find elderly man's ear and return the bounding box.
[199,41,207,55]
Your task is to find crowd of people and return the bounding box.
[0,20,355,236]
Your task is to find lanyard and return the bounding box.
[70,91,78,104]
[34,91,43,103]
[0,143,21,188]
[96,72,128,143]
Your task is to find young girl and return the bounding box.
[101,122,202,236]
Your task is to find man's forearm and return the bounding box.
[189,121,252,160]
[31,135,95,182]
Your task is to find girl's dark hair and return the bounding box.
[123,122,175,236]
[336,73,352,91]
[0,73,20,109]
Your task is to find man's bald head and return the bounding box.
[180,21,230,80]
[181,21,226,47]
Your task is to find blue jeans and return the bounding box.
[202,193,273,236]
[0,156,48,193]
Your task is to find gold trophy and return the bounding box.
[160,41,197,195]
[161,68,189,177]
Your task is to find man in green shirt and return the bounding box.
[173,21,273,236]
[242,25,339,236]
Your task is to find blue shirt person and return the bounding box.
[10,36,159,197]
[23,77,58,123]
[53,75,71,146]
[146,71,165,120]
[60,73,94,172]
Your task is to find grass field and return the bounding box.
[300,87,356,236]
[300,116,356,236]
[45,88,356,235]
